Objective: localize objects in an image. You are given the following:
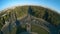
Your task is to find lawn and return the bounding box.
[31,24,49,34]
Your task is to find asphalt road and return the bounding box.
[1,15,60,34]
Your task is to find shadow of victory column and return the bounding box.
[0,6,60,34]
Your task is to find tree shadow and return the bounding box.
[15,20,26,34]
[0,30,3,34]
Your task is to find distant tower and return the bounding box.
[26,6,32,32]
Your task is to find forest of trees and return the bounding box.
[0,6,60,30]
[31,6,60,26]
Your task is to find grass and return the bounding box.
[21,24,49,34]
[31,24,49,34]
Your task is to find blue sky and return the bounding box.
[0,0,60,13]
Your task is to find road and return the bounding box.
[20,15,60,34]
[1,15,60,34]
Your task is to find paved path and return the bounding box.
[1,15,60,34]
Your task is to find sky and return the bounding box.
[0,0,60,13]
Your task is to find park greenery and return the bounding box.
[0,6,60,34]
